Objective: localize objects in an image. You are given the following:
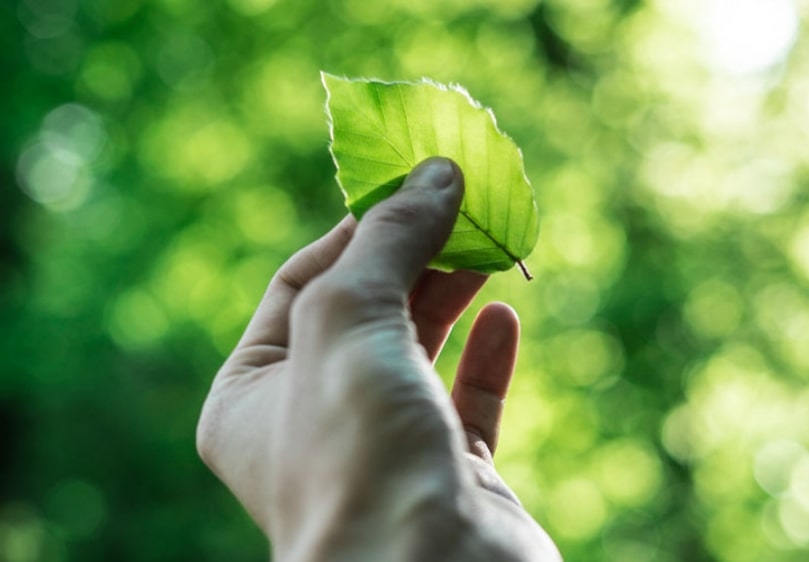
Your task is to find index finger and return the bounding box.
[236,215,357,351]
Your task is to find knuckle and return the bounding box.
[297,277,367,312]
[292,274,401,326]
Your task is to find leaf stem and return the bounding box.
[516,260,533,281]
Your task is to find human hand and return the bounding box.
[197,157,561,561]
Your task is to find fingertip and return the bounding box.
[398,157,465,219]
[478,301,519,321]
[404,156,464,193]
[474,302,520,341]
[402,156,463,190]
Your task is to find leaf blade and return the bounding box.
[323,72,539,276]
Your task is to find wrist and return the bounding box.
[275,465,473,562]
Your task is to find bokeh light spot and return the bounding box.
[725,160,794,215]
[141,109,254,188]
[149,225,237,328]
[0,507,65,562]
[547,478,609,540]
[594,439,662,507]
[683,278,743,339]
[706,505,767,561]
[17,143,79,203]
[779,497,809,546]
[16,103,106,210]
[232,187,296,245]
[156,31,214,90]
[475,23,536,69]
[45,479,107,539]
[395,26,472,79]
[761,499,793,549]
[79,43,142,102]
[543,275,601,325]
[753,440,807,497]
[498,368,555,465]
[19,0,77,39]
[107,289,170,350]
[180,121,252,184]
[661,404,699,462]
[592,74,645,128]
[242,52,323,146]
[545,212,627,280]
[546,329,624,386]
[41,103,107,164]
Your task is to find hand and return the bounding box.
[197,157,561,561]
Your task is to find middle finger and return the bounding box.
[408,269,488,362]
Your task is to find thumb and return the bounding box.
[330,156,464,294]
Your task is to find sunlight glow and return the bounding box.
[700,0,798,76]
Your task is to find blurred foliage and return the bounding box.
[2,0,809,560]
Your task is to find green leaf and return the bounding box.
[323,72,539,279]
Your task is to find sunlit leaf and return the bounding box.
[323,72,539,278]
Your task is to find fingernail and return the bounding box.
[406,157,457,190]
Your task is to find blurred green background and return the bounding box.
[2,0,809,560]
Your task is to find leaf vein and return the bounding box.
[339,128,411,167]
[460,210,521,265]
[336,153,411,168]
[371,84,388,135]
[396,83,416,166]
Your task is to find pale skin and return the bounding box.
[197,157,563,561]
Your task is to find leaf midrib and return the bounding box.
[458,209,521,265]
